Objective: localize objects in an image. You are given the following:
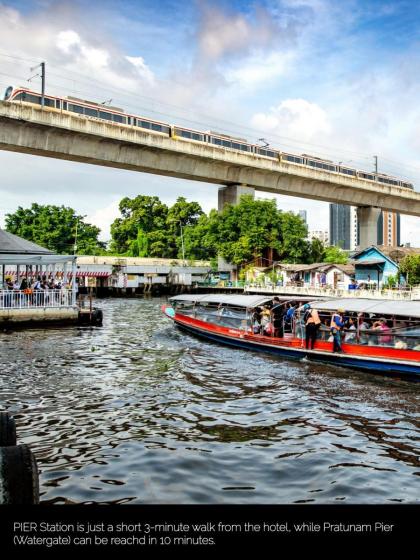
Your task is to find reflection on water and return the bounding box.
[0,298,419,504]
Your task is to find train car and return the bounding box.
[302,154,337,173]
[4,86,171,136]
[3,85,415,190]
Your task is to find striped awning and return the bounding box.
[4,270,110,277]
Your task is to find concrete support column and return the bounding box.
[217,185,255,279]
[357,206,381,249]
[218,184,255,212]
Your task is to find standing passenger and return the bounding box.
[303,304,321,350]
[330,308,345,353]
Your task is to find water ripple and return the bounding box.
[0,297,419,504]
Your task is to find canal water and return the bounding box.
[0,298,419,504]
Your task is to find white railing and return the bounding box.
[244,284,415,300]
[0,289,75,309]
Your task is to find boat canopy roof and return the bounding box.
[310,298,420,318]
[170,294,274,308]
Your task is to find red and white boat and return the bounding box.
[162,294,420,378]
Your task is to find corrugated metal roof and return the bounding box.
[0,229,53,254]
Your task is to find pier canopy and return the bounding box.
[0,228,76,270]
[0,229,77,305]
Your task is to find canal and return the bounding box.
[0,297,419,504]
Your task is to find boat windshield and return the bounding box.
[172,299,248,329]
[195,302,248,329]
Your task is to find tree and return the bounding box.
[128,228,149,257]
[5,204,105,255]
[277,211,310,263]
[205,196,284,266]
[166,197,204,258]
[309,238,327,263]
[110,195,169,256]
[399,254,420,286]
[323,245,348,264]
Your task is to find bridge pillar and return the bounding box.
[217,185,255,278]
[218,184,255,212]
[357,206,381,249]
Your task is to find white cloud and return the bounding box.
[252,99,332,143]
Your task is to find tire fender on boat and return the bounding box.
[0,444,39,504]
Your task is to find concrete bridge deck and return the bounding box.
[1,101,420,216]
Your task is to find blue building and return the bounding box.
[352,246,402,288]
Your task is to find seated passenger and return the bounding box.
[373,318,392,345]
[344,317,357,342]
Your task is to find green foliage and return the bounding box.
[5,203,105,255]
[323,245,348,264]
[309,238,326,263]
[399,254,420,286]
[110,195,169,255]
[128,228,148,257]
[277,211,310,263]
[383,274,398,289]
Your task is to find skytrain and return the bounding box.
[3,85,414,190]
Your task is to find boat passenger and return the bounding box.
[373,318,392,346]
[344,317,357,343]
[261,306,272,335]
[271,297,285,338]
[357,313,370,344]
[303,304,321,350]
[330,309,345,353]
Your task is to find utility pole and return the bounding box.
[73,218,79,255]
[374,155,378,174]
[41,62,45,108]
[29,61,46,107]
[180,223,186,265]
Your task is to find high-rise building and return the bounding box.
[329,204,400,249]
[308,230,329,245]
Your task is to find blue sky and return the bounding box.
[0,0,419,244]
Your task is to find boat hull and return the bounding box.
[163,307,420,378]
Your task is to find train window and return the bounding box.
[43,97,55,107]
[191,133,203,141]
[222,140,231,148]
[285,155,303,164]
[55,99,60,109]
[211,137,222,145]
[13,93,24,101]
[240,144,250,151]
[180,130,192,138]
[68,103,84,114]
[360,173,374,181]
[266,150,277,158]
[151,123,163,131]
[340,168,356,176]
[85,107,98,118]
[24,93,41,105]
[138,120,151,129]
[112,114,126,123]
[99,110,112,120]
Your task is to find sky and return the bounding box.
[0,0,420,245]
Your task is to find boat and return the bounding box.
[162,294,420,378]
